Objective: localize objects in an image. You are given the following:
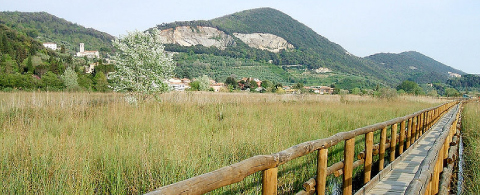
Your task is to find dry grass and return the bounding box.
[0,92,445,194]
[461,100,480,194]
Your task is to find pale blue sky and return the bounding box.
[1,0,479,74]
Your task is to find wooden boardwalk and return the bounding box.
[356,105,459,195]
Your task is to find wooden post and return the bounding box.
[444,130,450,160]
[364,132,374,184]
[390,123,398,162]
[415,115,421,141]
[412,116,417,144]
[428,111,432,129]
[432,147,444,195]
[379,127,387,171]
[343,138,355,195]
[317,148,328,195]
[262,167,278,195]
[399,120,406,154]
[407,118,412,148]
[420,112,425,134]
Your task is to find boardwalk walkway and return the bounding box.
[356,105,459,195]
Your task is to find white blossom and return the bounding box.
[110,29,175,100]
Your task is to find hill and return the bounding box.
[365,51,465,84]
[0,11,114,56]
[155,8,457,87]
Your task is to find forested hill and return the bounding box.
[0,11,114,55]
[366,51,465,84]
[155,8,399,85]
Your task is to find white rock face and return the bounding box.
[233,33,294,53]
[157,26,294,52]
[157,26,235,49]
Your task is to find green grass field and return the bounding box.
[461,100,480,194]
[0,92,446,194]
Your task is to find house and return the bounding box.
[168,78,191,91]
[85,62,98,74]
[76,43,100,58]
[448,72,461,78]
[43,42,57,50]
[210,82,225,92]
[318,86,334,94]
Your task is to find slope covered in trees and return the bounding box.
[366,51,465,84]
[0,11,114,55]
[156,8,458,87]
[0,24,111,91]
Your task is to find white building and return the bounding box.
[85,62,98,74]
[76,43,100,58]
[43,42,57,50]
[168,78,191,91]
[448,72,461,78]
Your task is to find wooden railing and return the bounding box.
[146,101,460,195]
[404,102,462,195]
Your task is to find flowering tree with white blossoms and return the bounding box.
[110,29,174,102]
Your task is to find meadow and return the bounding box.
[461,100,480,194]
[0,92,446,194]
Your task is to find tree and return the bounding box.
[197,75,211,91]
[225,76,237,90]
[444,88,460,97]
[94,71,109,92]
[110,29,174,101]
[397,80,424,95]
[26,56,33,73]
[41,71,63,90]
[61,67,79,90]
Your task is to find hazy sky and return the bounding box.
[1,0,479,74]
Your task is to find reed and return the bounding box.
[461,100,480,194]
[0,92,443,194]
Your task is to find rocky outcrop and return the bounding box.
[233,33,294,53]
[157,26,294,53]
[157,26,235,49]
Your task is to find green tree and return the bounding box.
[427,90,438,97]
[94,71,109,92]
[41,71,63,90]
[351,87,362,95]
[110,29,175,102]
[397,80,424,95]
[26,56,33,73]
[261,80,274,92]
[0,54,18,74]
[61,67,79,90]
[197,75,210,91]
[445,88,460,97]
[189,80,201,91]
[225,76,237,90]
[78,74,93,91]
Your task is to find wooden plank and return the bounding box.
[262,167,278,195]
[343,138,355,195]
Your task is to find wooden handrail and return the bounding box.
[404,103,461,195]
[147,101,460,195]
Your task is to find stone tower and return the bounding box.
[79,43,84,53]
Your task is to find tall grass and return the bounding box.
[0,92,444,194]
[461,100,480,194]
